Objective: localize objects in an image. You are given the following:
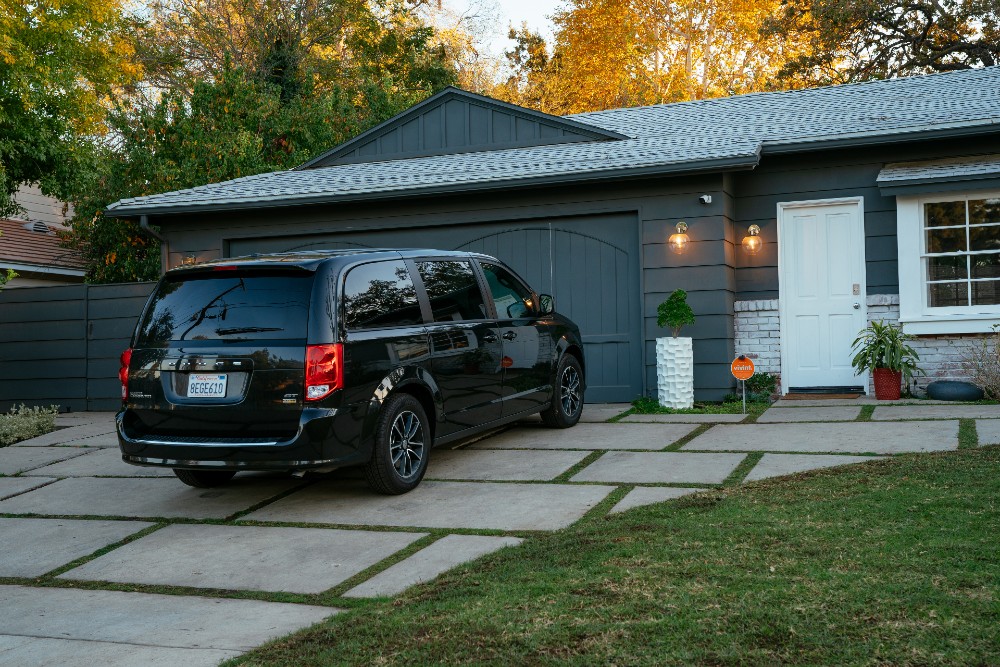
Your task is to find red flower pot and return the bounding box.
[873,368,902,400]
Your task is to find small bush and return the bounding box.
[746,372,778,396]
[962,325,1000,399]
[656,289,695,337]
[0,405,59,447]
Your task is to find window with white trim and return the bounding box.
[923,196,1000,308]
[896,190,1000,335]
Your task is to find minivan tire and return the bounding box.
[541,354,584,428]
[173,469,237,488]
[365,393,432,495]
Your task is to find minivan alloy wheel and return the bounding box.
[560,365,582,417]
[389,410,425,480]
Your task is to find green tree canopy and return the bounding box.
[0,0,138,217]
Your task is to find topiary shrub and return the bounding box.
[656,289,695,337]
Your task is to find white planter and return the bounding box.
[656,336,694,409]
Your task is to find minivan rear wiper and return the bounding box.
[215,326,284,335]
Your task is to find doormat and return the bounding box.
[782,393,863,400]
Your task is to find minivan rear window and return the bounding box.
[136,271,314,345]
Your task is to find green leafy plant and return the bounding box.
[851,320,922,384]
[656,289,696,337]
[0,404,59,447]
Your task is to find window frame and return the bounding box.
[410,257,497,324]
[897,188,1000,334]
[477,260,539,321]
[340,258,423,332]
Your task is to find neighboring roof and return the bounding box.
[877,154,1000,190]
[0,218,86,275]
[106,67,1000,217]
[297,87,627,169]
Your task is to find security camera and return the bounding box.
[698,194,712,204]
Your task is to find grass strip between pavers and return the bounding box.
[857,405,875,421]
[958,419,978,449]
[225,446,1000,667]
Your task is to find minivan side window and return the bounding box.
[416,261,488,322]
[480,262,534,319]
[343,260,422,330]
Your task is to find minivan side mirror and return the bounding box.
[538,294,554,315]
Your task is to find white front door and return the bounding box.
[778,199,868,392]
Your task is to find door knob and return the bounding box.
[853,303,860,309]
[482,334,498,343]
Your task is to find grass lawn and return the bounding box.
[233,446,1000,666]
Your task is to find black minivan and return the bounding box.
[117,250,586,494]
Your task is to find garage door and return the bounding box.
[228,214,642,403]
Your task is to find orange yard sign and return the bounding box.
[731,356,755,381]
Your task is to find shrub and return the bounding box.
[962,325,1000,399]
[746,371,778,396]
[0,405,59,447]
[656,289,695,337]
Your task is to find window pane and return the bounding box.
[971,253,1000,279]
[137,272,314,345]
[343,261,421,330]
[969,225,1000,252]
[417,261,487,322]
[927,255,967,281]
[481,262,534,319]
[928,281,968,307]
[969,198,1000,226]
[924,201,966,227]
[973,280,1000,305]
[926,227,967,253]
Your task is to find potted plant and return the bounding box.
[850,320,922,400]
[655,289,696,409]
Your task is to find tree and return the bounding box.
[496,0,797,114]
[765,0,1000,84]
[0,0,139,217]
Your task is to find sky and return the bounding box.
[448,0,564,58]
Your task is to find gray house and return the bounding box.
[107,67,1000,402]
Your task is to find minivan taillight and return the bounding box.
[305,344,343,401]
[119,348,132,400]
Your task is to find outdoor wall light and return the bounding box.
[181,254,197,266]
[668,221,690,255]
[741,224,763,255]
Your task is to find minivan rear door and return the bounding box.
[126,268,316,440]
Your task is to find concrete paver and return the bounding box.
[243,480,615,531]
[0,476,301,519]
[344,535,523,598]
[743,454,883,482]
[61,524,425,594]
[0,446,94,475]
[12,422,115,447]
[0,636,238,667]
[682,421,959,454]
[872,405,1000,420]
[0,476,56,500]
[23,447,174,477]
[757,406,861,422]
[977,419,1000,445]
[471,422,698,451]
[571,452,746,485]
[609,486,702,514]
[0,585,335,651]
[426,449,589,481]
[621,413,747,423]
[0,518,153,578]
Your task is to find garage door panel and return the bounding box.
[227,214,642,402]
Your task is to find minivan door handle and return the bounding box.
[502,331,517,341]
[482,333,499,343]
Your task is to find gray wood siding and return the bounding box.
[0,282,154,412]
[733,135,1000,301]
[312,96,611,167]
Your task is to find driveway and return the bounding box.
[0,401,995,665]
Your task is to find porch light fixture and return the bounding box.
[741,224,762,255]
[181,254,197,266]
[668,221,690,255]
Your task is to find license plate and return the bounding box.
[187,373,228,398]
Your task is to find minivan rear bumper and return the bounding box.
[116,407,368,471]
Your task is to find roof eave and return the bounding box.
[761,119,999,155]
[104,153,761,219]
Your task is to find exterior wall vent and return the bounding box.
[23,221,53,234]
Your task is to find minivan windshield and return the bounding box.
[136,271,314,345]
